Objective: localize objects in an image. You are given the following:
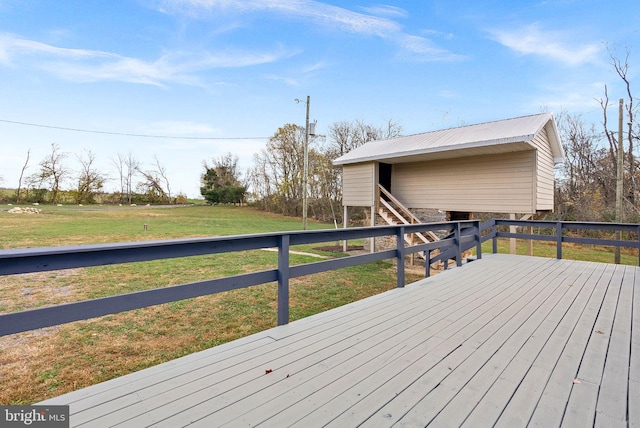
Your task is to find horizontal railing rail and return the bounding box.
[0,221,478,337]
[2,218,639,338]
[480,218,640,265]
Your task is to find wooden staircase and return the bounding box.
[376,185,439,258]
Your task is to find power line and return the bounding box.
[0,118,269,140]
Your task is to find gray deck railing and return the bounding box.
[0,220,480,337]
[480,219,640,265]
[2,219,638,338]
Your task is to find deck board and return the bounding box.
[457,261,596,427]
[564,263,626,426]
[381,260,581,427]
[39,254,639,427]
[491,262,609,427]
[595,265,635,426]
[631,265,640,428]
[528,263,617,427]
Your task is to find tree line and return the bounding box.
[249,119,401,221]
[1,143,186,205]
[200,119,402,225]
[555,47,640,223]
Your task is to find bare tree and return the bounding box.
[597,85,619,166]
[123,153,140,204]
[75,149,107,204]
[556,112,613,220]
[247,152,273,210]
[136,156,171,204]
[609,46,637,203]
[136,169,167,203]
[600,46,640,207]
[326,121,353,158]
[38,143,69,204]
[24,171,47,203]
[379,118,403,140]
[326,119,402,159]
[153,155,172,203]
[16,149,30,203]
[111,153,126,204]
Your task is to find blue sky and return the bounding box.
[0,0,638,198]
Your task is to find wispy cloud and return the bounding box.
[159,0,398,35]
[159,0,464,61]
[359,5,409,19]
[488,23,601,66]
[0,33,295,86]
[422,29,454,40]
[300,60,328,74]
[0,33,115,64]
[396,35,465,62]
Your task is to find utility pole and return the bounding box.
[303,95,310,230]
[615,98,624,264]
[295,95,314,230]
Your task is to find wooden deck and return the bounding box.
[40,254,639,427]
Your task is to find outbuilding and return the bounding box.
[334,113,564,230]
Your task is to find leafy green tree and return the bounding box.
[200,153,246,204]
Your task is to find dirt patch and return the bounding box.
[16,268,83,282]
[0,269,80,314]
[0,326,60,350]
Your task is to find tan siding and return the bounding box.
[342,162,375,206]
[392,151,536,213]
[531,127,556,211]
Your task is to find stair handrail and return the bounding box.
[378,184,421,224]
[379,198,427,246]
[377,184,439,242]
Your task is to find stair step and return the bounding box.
[377,191,440,245]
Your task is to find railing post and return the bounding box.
[277,234,290,325]
[455,222,462,267]
[475,220,482,260]
[396,226,405,288]
[556,222,563,260]
[492,220,498,254]
[637,225,640,267]
[425,250,431,278]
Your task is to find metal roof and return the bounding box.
[333,113,564,165]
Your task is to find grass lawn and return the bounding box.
[0,204,423,404]
[481,235,639,265]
